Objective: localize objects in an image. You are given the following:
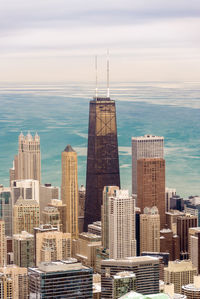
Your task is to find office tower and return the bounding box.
[108,190,136,259]
[48,199,66,232]
[13,196,40,234]
[182,276,200,298]
[141,252,169,281]
[135,207,141,256]
[113,272,136,299]
[12,132,41,182]
[29,259,93,298]
[101,256,160,297]
[84,95,120,231]
[188,227,200,258]
[61,145,78,239]
[78,184,85,233]
[0,186,12,236]
[0,265,28,299]
[74,232,101,268]
[34,227,71,266]
[11,179,39,204]
[0,220,6,267]
[165,210,185,234]
[190,230,200,274]
[40,183,59,219]
[88,221,102,236]
[164,260,197,294]
[140,206,160,254]
[165,188,176,212]
[137,158,166,228]
[160,228,180,261]
[132,135,164,196]
[185,200,200,226]
[13,231,34,268]
[177,214,198,259]
[170,195,185,211]
[102,186,119,250]
[42,206,62,231]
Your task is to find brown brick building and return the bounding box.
[137,158,165,228]
[160,228,180,260]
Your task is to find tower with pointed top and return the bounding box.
[61,145,79,239]
[12,132,41,183]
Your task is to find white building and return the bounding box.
[132,135,164,196]
[109,190,136,259]
[11,179,40,204]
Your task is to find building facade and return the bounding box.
[0,187,12,236]
[0,220,6,267]
[13,231,34,268]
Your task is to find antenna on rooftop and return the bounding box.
[95,55,98,99]
[106,49,110,98]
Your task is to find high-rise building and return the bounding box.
[13,231,34,268]
[0,265,28,299]
[13,196,40,234]
[101,186,119,250]
[78,184,86,233]
[164,260,197,294]
[42,206,62,231]
[108,190,136,259]
[48,199,66,232]
[190,230,200,274]
[12,132,41,183]
[0,186,12,236]
[113,272,136,299]
[40,183,59,219]
[28,259,93,298]
[11,179,40,204]
[132,135,164,196]
[137,158,166,228]
[165,210,185,234]
[0,220,6,267]
[84,96,120,231]
[101,256,160,297]
[177,214,198,259]
[88,221,101,236]
[140,206,160,254]
[165,188,176,212]
[160,228,180,261]
[34,226,71,266]
[61,145,79,239]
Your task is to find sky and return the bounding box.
[0,0,200,82]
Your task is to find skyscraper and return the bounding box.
[61,145,78,239]
[0,220,6,267]
[11,132,41,183]
[84,96,120,231]
[132,135,164,196]
[137,158,166,228]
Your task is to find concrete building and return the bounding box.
[101,256,160,297]
[101,186,119,250]
[61,145,79,239]
[13,196,40,234]
[132,135,164,196]
[185,203,200,226]
[137,158,166,228]
[42,206,62,231]
[0,220,6,267]
[74,232,101,268]
[165,188,176,212]
[88,221,102,236]
[0,265,28,299]
[11,178,40,204]
[164,260,197,294]
[78,184,85,233]
[182,275,200,298]
[108,190,136,259]
[28,259,93,298]
[35,227,71,266]
[12,132,41,183]
[48,199,66,232]
[140,206,160,254]
[177,214,198,259]
[160,228,180,261]
[188,227,200,258]
[113,272,136,299]
[0,186,12,236]
[13,231,34,268]
[190,230,200,274]
[40,183,59,219]
[166,210,185,234]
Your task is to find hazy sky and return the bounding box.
[1,0,200,82]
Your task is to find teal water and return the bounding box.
[0,82,199,198]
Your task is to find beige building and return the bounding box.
[42,206,62,231]
[166,210,185,234]
[182,275,200,298]
[48,199,66,232]
[40,183,59,219]
[35,229,71,266]
[0,265,28,299]
[61,145,78,239]
[13,231,34,268]
[101,186,119,250]
[188,227,200,257]
[78,185,85,233]
[109,190,136,259]
[13,196,40,234]
[74,232,101,268]
[12,132,41,183]
[0,220,6,267]
[140,206,160,254]
[164,260,197,294]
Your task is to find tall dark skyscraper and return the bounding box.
[84,96,120,231]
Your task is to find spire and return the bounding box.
[34,132,40,141]
[64,144,75,152]
[106,49,110,98]
[26,131,33,140]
